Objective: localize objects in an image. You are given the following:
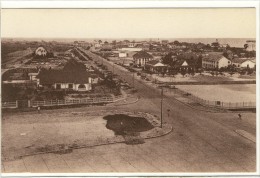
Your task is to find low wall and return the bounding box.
[167,80,256,85]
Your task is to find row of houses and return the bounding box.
[3,60,95,92]
[130,50,256,73]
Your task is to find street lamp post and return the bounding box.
[161,87,163,128]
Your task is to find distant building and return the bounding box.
[173,59,195,72]
[128,42,136,48]
[133,51,153,67]
[232,58,256,68]
[145,60,168,73]
[245,40,256,51]
[202,53,231,69]
[120,48,142,52]
[161,40,169,45]
[35,46,47,56]
[74,41,90,48]
[211,39,220,48]
[119,51,127,58]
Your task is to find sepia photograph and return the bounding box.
[0,1,259,177]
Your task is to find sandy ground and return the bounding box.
[2,111,115,160]
[2,107,169,162]
[177,84,256,103]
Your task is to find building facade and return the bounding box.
[202,55,231,69]
[133,51,153,67]
[232,58,256,68]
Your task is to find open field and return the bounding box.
[177,84,256,103]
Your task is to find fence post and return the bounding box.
[16,100,18,108]
[28,100,31,108]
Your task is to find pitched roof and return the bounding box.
[173,59,191,68]
[146,60,167,67]
[146,60,163,66]
[232,58,256,64]
[37,60,90,85]
[133,51,153,59]
[203,53,227,62]
[37,69,90,85]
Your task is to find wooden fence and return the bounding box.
[1,101,18,108]
[2,96,114,109]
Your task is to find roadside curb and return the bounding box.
[235,129,256,143]
[171,96,229,113]
[114,97,139,106]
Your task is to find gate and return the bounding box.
[17,100,29,108]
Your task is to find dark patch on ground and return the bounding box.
[36,144,73,154]
[103,114,154,135]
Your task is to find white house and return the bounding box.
[232,58,256,68]
[37,61,93,91]
[28,72,39,81]
[35,47,47,56]
[202,54,231,69]
[119,51,127,58]
[133,51,153,67]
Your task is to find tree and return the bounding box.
[226,44,231,50]
[190,68,195,76]
[173,40,180,46]
[162,52,175,66]
[197,68,203,75]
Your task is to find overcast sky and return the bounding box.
[1,8,256,38]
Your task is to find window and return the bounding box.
[56,84,61,89]
[78,84,86,89]
[68,83,73,89]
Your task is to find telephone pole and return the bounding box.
[132,72,135,88]
[113,63,115,75]
[161,87,163,128]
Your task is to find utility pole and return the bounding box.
[161,87,163,128]
[113,63,115,75]
[132,72,135,88]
